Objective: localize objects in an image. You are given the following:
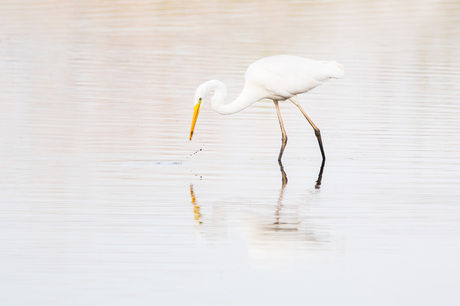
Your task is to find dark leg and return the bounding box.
[289,96,326,188]
[315,160,325,189]
[274,100,288,162]
[289,96,326,164]
[279,158,288,187]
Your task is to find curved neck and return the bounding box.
[198,80,262,115]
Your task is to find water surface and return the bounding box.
[1,1,460,305]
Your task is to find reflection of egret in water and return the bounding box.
[274,161,289,226]
[244,163,338,267]
[188,162,332,252]
[189,184,202,224]
[272,160,311,232]
[189,183,229,241]
[278,149,324,190]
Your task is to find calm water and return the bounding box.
[1,0,460,305]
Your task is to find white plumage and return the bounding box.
[245,55,344,101]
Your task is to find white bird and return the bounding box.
[189,55,344,164]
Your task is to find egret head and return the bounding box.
[190,80,226,140]
[189,96,202,141]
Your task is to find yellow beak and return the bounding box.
[189,99,202,140]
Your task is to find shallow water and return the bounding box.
[1,0,460,305]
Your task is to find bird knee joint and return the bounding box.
[314,129,321,137]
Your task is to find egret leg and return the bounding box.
[314,161,325,189]
[274,169,287,225]
[274,100,288,162]
[279,158,288,187]
[289,96,325,188]
[289,96,326,162]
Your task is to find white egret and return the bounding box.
[189,55,344,164]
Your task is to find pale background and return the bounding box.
[1,1,460,305]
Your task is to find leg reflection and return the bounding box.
[274,156,324,226]
[274,159,287,226]
[277,144,325,189]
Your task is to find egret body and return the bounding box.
[189,55,344,164]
